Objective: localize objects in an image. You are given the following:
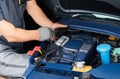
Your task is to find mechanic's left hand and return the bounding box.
[51,23,67,29]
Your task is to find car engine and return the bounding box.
[36,28,120,68]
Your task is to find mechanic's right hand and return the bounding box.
[37,27,52,41]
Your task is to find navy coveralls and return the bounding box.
[0,0,30,77]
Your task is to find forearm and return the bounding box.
[26,0,53,27]
[0,20,40,42]
[7,28,40,42]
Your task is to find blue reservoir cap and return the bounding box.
[96,44,111,53]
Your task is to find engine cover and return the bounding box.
[54,36,96,65]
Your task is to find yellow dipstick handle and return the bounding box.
[108,36,116,40]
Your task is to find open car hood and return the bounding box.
[41,0,120,38]
[43,0,120,17]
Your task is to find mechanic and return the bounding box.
[0,0,67,78]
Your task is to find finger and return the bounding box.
[55,24,68,28]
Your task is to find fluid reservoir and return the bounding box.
[96,44,111,64]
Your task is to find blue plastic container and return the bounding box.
[96,44,111,64]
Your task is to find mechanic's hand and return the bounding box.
[51,23,67,29]
[37,27,56,41]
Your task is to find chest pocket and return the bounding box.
[0,0,27,28]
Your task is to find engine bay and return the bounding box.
[34,28,120,68]
[24,28,120,79]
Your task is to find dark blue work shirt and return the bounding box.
[0,0,27,52]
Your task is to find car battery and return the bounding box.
[57,38,96,64]
[58,39,84,64]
